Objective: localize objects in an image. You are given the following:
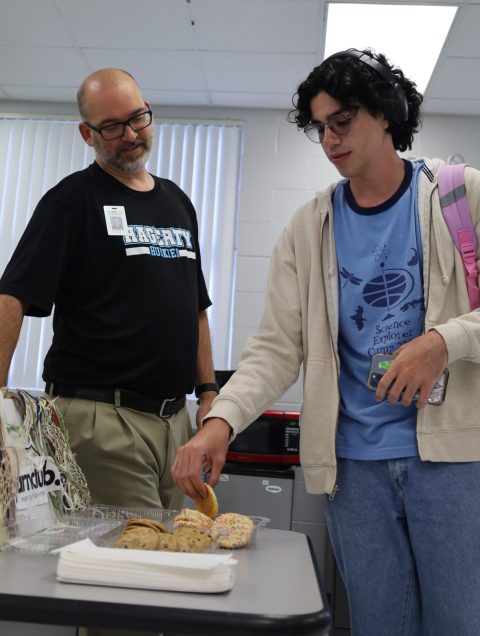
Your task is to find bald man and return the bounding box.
[0,69,218,512]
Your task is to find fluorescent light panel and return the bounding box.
[324,3,458,92]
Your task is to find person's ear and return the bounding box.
[145,100,153,122]
[79,121,94,146]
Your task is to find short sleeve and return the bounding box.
[0,187,81,316]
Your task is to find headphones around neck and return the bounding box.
[325,48,409,124]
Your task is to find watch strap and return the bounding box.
[194,382,220,398]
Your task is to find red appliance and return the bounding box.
[226,410,300,466]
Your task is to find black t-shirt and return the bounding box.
[0,162,211,398]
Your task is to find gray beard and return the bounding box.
[93,140,151,174]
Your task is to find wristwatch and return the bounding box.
[194,383,220,398]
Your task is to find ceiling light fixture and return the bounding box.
[324,3,458,93]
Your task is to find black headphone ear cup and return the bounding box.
[393,83,409,123]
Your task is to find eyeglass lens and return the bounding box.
[101,111,152,140]
[306,109,356,143]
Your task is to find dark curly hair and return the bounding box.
[288,49,423,152]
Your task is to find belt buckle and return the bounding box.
[159,397,176,418]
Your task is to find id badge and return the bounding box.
[104,205,127,236]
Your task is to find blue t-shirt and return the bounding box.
[333,160,424,459]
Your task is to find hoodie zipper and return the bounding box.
[328,483,339,501]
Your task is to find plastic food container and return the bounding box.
[0,506,270,554]
[0,515,122,554]
[93,511,270,552]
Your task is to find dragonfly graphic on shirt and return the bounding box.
[340,267,362,288]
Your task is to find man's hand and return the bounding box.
[375,330,448,408]
[171,417,231,500]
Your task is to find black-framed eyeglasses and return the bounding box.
[85,107,153,140]
[304,107,359,144]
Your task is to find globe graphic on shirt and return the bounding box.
[362,267,414,318]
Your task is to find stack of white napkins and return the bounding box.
[56,539,238,593]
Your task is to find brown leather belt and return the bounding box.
[45,382,185,418]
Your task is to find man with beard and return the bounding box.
[0,68,218,511]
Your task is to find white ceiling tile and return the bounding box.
[427,58,480,100]
[56,0,194,49]
[190,0,322,53]
[0,0,75,46]
[82,49,206,91]
[210,92,292,109]
[0,47,90,86]
[0,0,478,115]
[202,51,316,93]
[0,85,79,102]
[442,5,480,57]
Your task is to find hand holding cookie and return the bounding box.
[195,483,219,520]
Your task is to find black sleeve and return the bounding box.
[0,186,81,317]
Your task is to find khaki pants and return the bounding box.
[56,396,193,509]
[58,399,193,636]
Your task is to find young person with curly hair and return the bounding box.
[172,50,480,636]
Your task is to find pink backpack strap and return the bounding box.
[437,163,480,310]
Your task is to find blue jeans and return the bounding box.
[326,458,480,636]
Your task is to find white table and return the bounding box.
[0,528,331,635]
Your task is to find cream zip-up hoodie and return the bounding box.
[207,159,480,496]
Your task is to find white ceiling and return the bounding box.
[0,0,479,115]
